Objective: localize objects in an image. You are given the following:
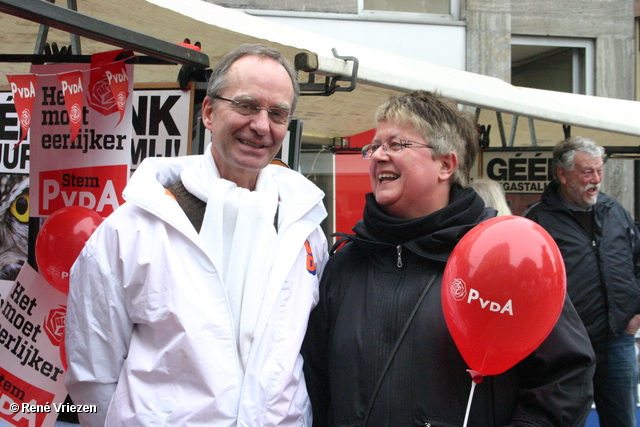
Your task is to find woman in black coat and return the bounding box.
[302,90,595,427]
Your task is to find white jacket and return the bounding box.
[65,155,328,426]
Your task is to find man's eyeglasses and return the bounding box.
[362,138,434,159]
[214,96,292,125]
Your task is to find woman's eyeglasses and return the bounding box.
[362,138,434,159]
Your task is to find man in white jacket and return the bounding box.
[65,44,328,426]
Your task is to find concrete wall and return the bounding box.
[465,0,635,100]
[509,0,635,100]
[465,0,511,81]
[602,158,635,217]
[204,0,357,13]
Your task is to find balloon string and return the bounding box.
[463,379,477,427]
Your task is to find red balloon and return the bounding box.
[442,215,566,376]
[35,206,103,294]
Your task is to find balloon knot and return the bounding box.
[467,369,485,384]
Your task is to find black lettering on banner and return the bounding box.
[508,157,527,181]
[41,129,125,153]
[502,181,547,192]
[41,86,65,106]
[62,173,99,188]
[486,158,507,180]
[0,143,30,171]
[132,95,147,136]
[0,101,18,141]
[131,138,182,165]
[485,153,553,189]
[132,95,181,136]
[0,374,25,400]
[41,106,90,126]
[528,157,547,181]
[0,282,65,381]
[149,95,180,136]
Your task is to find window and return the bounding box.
[511,36,594,95]
[362,0,450,14]
[359,0,458,20]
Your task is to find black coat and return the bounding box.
[525,182,640,344]
[303,186,595,427]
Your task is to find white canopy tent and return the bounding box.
[145,0,640,144]
[1,0,639,145]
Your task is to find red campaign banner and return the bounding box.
[0,366,56,427]
[0,264,70,426]
[102,60,131,125]
[38,164,128,217]
[56,71,85,145]
[5,74,39,147]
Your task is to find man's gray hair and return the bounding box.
[206,43,300,113]
[552,136,605,180]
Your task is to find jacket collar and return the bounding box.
[541,181,614,214]
[124,156,327,235]
[343,185,495,262]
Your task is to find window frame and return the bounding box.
[511,35,595,96]
[357,0,459,22]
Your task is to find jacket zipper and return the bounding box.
[396,245,403,268]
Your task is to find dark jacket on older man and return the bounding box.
[525,181,640,345]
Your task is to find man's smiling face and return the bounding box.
[202,55,294,189]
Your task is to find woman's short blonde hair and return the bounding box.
[375,90,478,187]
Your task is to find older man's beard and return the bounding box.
[568,181,600,208]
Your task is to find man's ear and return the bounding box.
[556,167,568,185]
[201,96,214,130]
[438,152,458,182]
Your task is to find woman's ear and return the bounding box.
[438,152,458,182]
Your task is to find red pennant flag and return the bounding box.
[5,74,38,148]
[102,60,131,125]
[88,49,133,115]
[56,70,85,144]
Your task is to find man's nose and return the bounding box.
[249,110,271,135]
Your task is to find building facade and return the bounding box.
[210,0,635,99]
[205,0,638,218]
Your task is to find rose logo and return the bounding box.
[87,76,117,115]
[116,91,127,111]
[70,103,82,124]
[20,109,31,128]
[450,278,467,301]
[44,306,66,347]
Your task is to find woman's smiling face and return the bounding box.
[369,120,456,219]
